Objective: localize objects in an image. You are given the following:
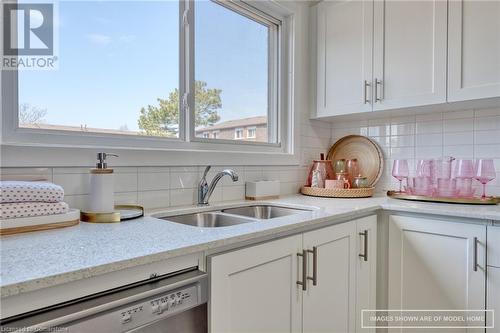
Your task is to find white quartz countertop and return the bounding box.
[1,195,499,299]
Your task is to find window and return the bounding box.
[4,0,289,154]
[17,1,180,137]
[234,128,244,139]
[193,1,279,144]
[247,127,257,139]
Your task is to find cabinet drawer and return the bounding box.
[488,226,500,268]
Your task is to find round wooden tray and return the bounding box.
[301,186,374,198]
[327,135,384,186]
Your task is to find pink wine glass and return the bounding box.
[392,160,409,192]
[454,159,474,179]
[474,159,496,199]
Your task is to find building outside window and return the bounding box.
[202,132,210,138]
[247,127,256,139]
[234,128,244,139]
[212,131,220,139]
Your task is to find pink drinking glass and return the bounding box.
[392,160,409,192]
[454,159,474,179]
[474,159,496,199]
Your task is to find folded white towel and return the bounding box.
[0,181,65,203]
[1,201,69,219]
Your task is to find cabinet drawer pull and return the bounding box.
[297,250,307,291]
[375,78,383,102]
[473,237,478,272]
[359,230,368,262]
[363,80,371,104]
[307,246,318,286]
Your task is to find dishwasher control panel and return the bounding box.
[119,285,198,327]
[66,283,201,332]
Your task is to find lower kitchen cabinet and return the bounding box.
[209,234,302,333]
[388,215,486,332]
[487,267,500,333]
[209,215,377,333]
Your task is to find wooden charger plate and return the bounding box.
[327,135,384,187]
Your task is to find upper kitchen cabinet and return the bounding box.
[314,0,373,117]
[372,0,448,111]
[448,0,500,102]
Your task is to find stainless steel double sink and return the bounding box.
[155,205,312,228]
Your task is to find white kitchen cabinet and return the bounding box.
[448,0,500,102]
[487,267,500,333]
[355,216,377,333]
[209,235,303,333]
[302,220,357,333]
[372,0,447,111]
[388,215,486,332]
[210,216,377,333]
[487,225,500,268]
[315,0,373,117]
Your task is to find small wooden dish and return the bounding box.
[0,209,80,236]
[301,186,374,198]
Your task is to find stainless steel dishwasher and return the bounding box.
[1,268,207,333]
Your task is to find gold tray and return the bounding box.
[81,205,144,223]
[387,191,499,205]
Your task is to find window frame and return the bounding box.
[247,126,257,139]
[234,127,244,139]
[190,0,281,147]
[1,0,298,165]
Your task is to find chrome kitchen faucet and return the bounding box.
[198,166,238,205]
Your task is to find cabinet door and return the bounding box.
[209,235,302,333]
[355,216,377,333]
[302,221,357,333]
[487,225,500,268]
[373,0,447,111]
[487,267,500,333]
[315,0,373,117]
[388,215,486,332]
[448,0,500,102]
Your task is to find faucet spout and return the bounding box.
[198,167,238,205]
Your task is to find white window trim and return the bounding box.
[234,128,244,139]
[247,126,257,138]
[0,0,301,167]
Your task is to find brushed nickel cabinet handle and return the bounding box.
[359,230,368,262]
[307,246,318,286]
[297,250,307,291]
[363,80,371,104]
[473,237,478,272]
[375,79,383,102]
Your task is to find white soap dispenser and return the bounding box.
[89,152,118,213]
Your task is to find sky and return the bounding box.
[18,0,268,132]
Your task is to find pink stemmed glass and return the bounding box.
[474,159,496,199]
[392,160,409,192]
[454,159,474,179]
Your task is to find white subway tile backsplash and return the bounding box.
[138,172,170,191]
[416,120,442,134]
[53,173,89,195]
[443,132,474,146]
[443,118,473,133]
[443,109,473,119]
[416,133,443,147]
[114,173,138,193]
[474,116,500,131]
[138,190,170,210]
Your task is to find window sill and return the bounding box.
[0,142,300,168]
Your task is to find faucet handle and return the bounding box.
[202,166,211,180]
